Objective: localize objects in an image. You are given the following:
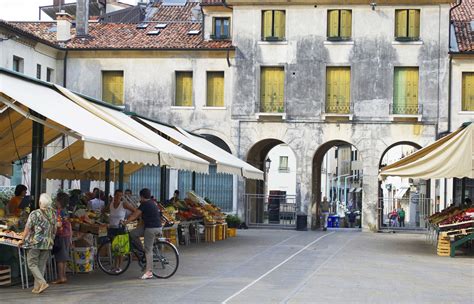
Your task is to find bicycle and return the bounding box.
[96,225,179,279]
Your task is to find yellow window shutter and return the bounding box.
[260,68,268,110]
[406,68,418,108]
[462,73,474,111]
[408,10,420,39]
[340,10,352,38]
[176,72,192,106]
[207,72,224,107]
[393,68,406,112]
[262,11,273,39]
[326,68,335,111]
[342,68,351,109]
[327,10,339,37]
[274,11,286,39]
[276,67,284,111]
[395,10,407,38]
[102,71,124,105]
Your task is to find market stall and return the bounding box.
[380,122,474,257]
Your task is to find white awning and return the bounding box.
[176,127,264,180]
[136,118,264,180]
[55,85,209,174]
[380,123,474,180]
[0,70,160,179]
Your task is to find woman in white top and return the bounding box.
[106,189,136,273]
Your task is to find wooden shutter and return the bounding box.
[327,10,339,38]
[176,72,193,106]
[326,67,350,113]
[462,73,474,111]
[393,68,406,113]
[340,10,352,38]
[207,72,224,107]
[262,11,273,39]
[274,11,286,39]
[102,71,124,105]
[261,67,284,112]
[406,68,419,111]
[395,10,408,38]
[408,10,420,39]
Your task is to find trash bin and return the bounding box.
[296,213,307,231]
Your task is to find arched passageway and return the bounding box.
[311,140,361,229]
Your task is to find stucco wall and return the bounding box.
[451,57,474,131]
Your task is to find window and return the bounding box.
[175,72,193,107]
[212,17,230,39]
[260,67,285,113]
[262,10,285,41]
[36,64,42,80]
[102,71,124,105]
[393,67,419,115]
[326,67,351,114]
[279,156,289,172]
[12,56,24,73]
[207,72,224,107]
[462,72,474,111]
[395,9,420,41]
[327,10,352,40]
[46,68,54,82]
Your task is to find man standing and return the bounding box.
[320,197,330,231]
[398,208,406,227]
[123,188,162,280]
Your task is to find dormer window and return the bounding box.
[212,17,230,39]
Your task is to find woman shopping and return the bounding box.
[52,192,72,284]
[18,193,57,294]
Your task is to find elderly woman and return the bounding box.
[52,192,71,284]
[18,193,57,294]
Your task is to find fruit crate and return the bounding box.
[437,236,451,257]
[0,265,11,286]
[227,227,237,237]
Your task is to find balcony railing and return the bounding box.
[391,103,422,115]
[325,102,351,114]
[260,100,284,113]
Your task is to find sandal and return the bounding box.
[140,273,153,280]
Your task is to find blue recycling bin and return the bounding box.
[328,216,340,228]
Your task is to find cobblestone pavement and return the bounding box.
[1,229,473,304]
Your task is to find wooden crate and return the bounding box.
[0,265,11,286]
[437,236,451,257]
[205,225,216,243]
[215,224,227,241]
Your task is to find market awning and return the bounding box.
[54,86,210,174]
[135,118,264,180]
[380,123,474,180]
[176,127,264,180]
[0,69,160,179]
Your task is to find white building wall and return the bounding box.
[266,144,297,196]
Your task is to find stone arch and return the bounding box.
[311,139,362,229]
[191,128,236,155]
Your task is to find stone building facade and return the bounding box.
[1,0,470,230]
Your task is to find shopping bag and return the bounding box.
[111,234,130,256]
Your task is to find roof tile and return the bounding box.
[451,0,474,52]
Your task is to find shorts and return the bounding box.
[108,227,126,239]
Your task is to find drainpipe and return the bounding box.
[448,0,463,133]
[63,50,68,87]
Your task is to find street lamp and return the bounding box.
[265,157,271,173]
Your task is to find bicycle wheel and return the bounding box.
[97,239,131,275]
[151,240,179,279]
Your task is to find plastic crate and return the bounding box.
[0,265,11,286]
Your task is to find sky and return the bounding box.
[0,0,138,21]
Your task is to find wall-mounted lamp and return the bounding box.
[370,2,377,11]
[265,157,272,173]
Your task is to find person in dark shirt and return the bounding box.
[123,188,162,280]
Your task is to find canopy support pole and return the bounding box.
[105,160,111,205]
[192,171,196,191]
[160,166,167,203]
[30,111,44,210]
[118,161,124,190]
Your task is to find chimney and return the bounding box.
[56,11,72,41]
[76,0,89,37]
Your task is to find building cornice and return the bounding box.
[226,0,455,5]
